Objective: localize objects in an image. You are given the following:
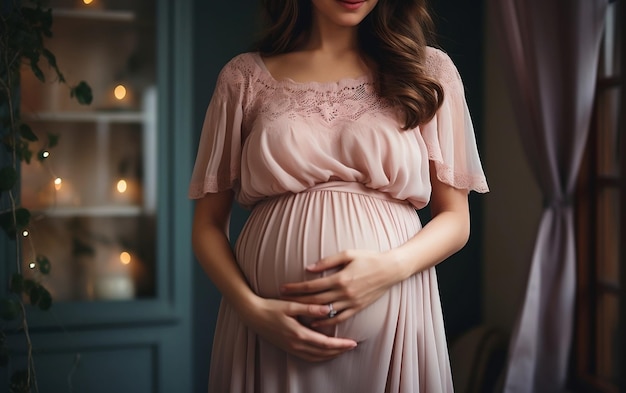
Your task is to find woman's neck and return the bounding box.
[305,16,359,55]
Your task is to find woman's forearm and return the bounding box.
[384,208,470,283]
[192,192,260,313]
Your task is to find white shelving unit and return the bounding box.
[53,8,135,21]
[19,0,158,303]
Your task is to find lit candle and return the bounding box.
[120,251,131,265]
[114,84,127,100]
[116,179,128,193]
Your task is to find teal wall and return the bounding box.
[431,0,486,338]
[191,2,259,391]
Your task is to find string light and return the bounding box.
[54,177,62,191]
[28,262,36,269]
[22,230,29,237]
[42,150,50,159]
[83,0,94,4]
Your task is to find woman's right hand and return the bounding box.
[238,297,358,362]
[193,192,355,362]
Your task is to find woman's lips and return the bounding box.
[337,0,365,11]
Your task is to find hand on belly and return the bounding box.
[279,249,398,342]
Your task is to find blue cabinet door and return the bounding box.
[0,0,195,391]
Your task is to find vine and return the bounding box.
[0,0,92,391]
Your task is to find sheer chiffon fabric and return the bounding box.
[189,48,488,392]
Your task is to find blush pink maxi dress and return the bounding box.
[189,47,489,393]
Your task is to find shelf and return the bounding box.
[32,205,145,218]
[52,8,135,22]
[24,111,145,124]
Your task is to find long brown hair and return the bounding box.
[255,0,444,130]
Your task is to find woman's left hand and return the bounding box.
[280,249,400,328]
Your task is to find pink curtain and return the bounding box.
[489,0,608,392]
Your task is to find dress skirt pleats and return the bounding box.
[208,183,454,393]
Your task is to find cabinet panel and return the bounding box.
[2,0,193,391]
[31,345,156,393]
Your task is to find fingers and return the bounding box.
[294,329,357,361]
[305,250,354,273]
[310,302,355,328]
[285,302,333,319]
[280,275,338,296]
[286,298,358,329]
[281,314,358,362]
[295,328,357,352]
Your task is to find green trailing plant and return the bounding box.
[0,0,92,391]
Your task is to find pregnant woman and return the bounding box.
[189,0,488,391]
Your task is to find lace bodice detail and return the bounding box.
[215,55,394,128]
[189,47,489,207]
[251,80,393,126]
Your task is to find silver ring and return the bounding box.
[328,303,337,319]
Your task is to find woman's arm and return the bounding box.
[280,160,470,327]
[192,191,358,360]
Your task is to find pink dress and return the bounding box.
[189,47,488,393]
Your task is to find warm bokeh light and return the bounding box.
[42,150,50,158]
[83,0,94,5]
[120,252,131,265]
[116,179,128,193]
[114,84,127,100]
[22,230,29,237]
[54,177,62,190]
[29,262,36,269]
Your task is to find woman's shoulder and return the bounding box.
[423,46,462,86]
[216,52,263,82]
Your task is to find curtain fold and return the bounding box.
[488,0,608,392]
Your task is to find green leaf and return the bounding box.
[37,255,51,275]
[9,273,23,295]
[23,150,33,164]
[70,81,93,105]
[22,279,36,293]
[0,166,17,191]
[0,208,31,238]
[30,61,45,83]
[0,299,20,321]
[41,48,65,82]
[19,123,38,141]
[29,286,41,305]
[15,140,33,164]
[41,8,54,35]
[38,288,52,311]
[47,133,59,148]
[41,48,57,69]
[14,208,31,229]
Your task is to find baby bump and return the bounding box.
[234,183,422,342]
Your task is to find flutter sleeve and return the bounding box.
[420,48,489,193]
[188,59,245,199]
